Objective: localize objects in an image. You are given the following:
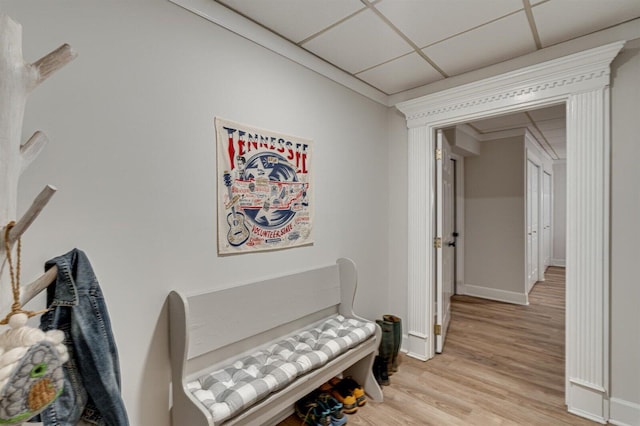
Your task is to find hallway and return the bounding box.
[283,267,597,425]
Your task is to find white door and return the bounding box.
[527,160,540,291]
[542,172,552,270]
[436,130,454,353]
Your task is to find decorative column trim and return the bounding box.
[565,87,610,423]
[406,126,434,361]
[396,41,624,423]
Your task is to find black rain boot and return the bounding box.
[376,319,394,384]
[383,314,402,373]
[373,355,389,386]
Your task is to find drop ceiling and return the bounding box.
[216,0,640,96]
[205,0,639,161]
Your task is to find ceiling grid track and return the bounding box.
[361,0,448,77]
[523,0,543,49]
[525,112,560,159]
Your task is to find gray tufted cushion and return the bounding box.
[187,314,375,423]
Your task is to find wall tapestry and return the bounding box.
[216,118,313,254]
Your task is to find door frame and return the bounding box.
[396,41,624,423]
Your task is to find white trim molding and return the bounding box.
[396,41,625,423]
[609,398,640,426]
[458,284,528,305]
[551,258,566,267]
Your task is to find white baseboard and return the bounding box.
[551,258,566,267]
[458,283,528,305]
[609,397,640,426]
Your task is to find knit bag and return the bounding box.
[0,222,68,424]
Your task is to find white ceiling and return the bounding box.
[212,0,640,160]
[469,103,566,159]
[216,0,640,96]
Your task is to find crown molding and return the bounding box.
[396,41,625,127]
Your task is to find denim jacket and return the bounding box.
[33,249,129,426]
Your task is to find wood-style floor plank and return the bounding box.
[279,267,596,425]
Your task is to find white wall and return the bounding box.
[463,136,526,302]
[0,2,390,425]
[386,108,408,324]
[610,39,640,425]
[552,162,567,266]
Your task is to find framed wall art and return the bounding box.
[215,118,313,255]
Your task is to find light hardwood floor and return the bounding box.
[280,267,597,425]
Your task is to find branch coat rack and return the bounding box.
[0,13,76,323]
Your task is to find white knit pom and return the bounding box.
[0,324,45,349]
[23,327,45,346]
[8,313,27,329]
[45,329,65,345]
[0,347,27,367]
[0,346,27,383]
[0,363,14,382]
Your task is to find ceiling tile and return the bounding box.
[356,53,443,95]
[376,0,523,47]
[302,9,413,74]
[217,0,364,43]
[423,11,536,76]
[533,0,640,47]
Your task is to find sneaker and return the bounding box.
[337,376,366,407]
[330,382,358,414]
[295,392,330,426]
[317,393,347,426]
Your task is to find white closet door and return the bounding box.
[542,172,552,270]
[435,129,454,353]
[527,160,540,290]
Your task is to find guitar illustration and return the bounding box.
[223,171,250,246]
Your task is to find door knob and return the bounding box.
[447,241,456,247]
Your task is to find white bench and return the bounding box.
[168,258,383,426]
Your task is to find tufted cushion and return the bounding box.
[187,315,375,423]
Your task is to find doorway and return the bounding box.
[436,110,563,352]
[396,42,624,422]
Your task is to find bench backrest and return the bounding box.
[168,259,358,381]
